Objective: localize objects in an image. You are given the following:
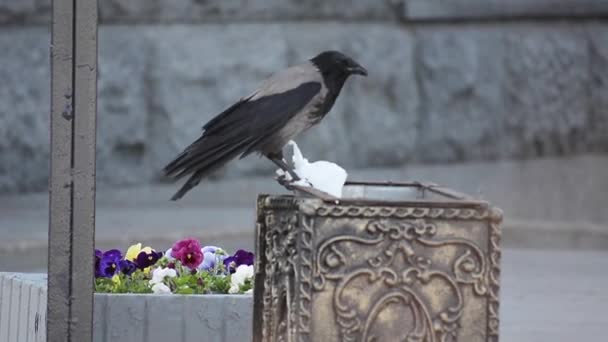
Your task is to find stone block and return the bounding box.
[96,27,155,185]
[413,23,604,162]
[0,0,401,24]
[0,27,50,193]
[587,23,608,151]
[0,0,47,24]
[403,0,608,21]
[99,0,401,23]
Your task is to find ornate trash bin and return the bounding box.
[253,181,502,342]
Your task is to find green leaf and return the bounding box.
[209,275,231,294]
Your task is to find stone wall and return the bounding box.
[1,0,607,193]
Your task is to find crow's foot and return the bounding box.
[275,174,295,190]
[269,156,301,181]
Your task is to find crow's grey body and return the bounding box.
[164,51,366,200]
[243,63,328,156]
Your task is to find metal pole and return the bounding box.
[48,0,98,340]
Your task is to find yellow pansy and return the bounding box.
[125,243,154,262]
[125,243,142,261]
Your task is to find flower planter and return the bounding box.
[0,273,253,342]
[92,293,253,342]
[254,181,502,342]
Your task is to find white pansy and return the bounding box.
[228,265,254,294]
[150,267,177,285]
[151,283,172,294]
[228,284,239,294]
[245,289,253,294]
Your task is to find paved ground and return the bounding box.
[501,249,608,341]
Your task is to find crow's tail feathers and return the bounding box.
[163,135,256,201]
[170,170,203,201]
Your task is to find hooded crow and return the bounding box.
[163,50,367,200]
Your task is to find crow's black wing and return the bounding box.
[204,82,321,141]
[163,81,321,200]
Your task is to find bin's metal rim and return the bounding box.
[289,180,491,209]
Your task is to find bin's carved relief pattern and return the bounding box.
[256,198,502,342]
[260,209,299,342]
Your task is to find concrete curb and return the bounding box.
[503,219,608,250]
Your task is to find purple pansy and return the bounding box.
[202,246,220,254]
[119,259,137,275]
[98,249,123,278]
[134,250,163,269]
[198,246,227,271]
[94,249,103,277]
[223,249,254,274]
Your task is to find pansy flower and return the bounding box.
[198,246,227,271]
[228,264,254,294]
[119,259,137,276]
[125,243,146,261]
[94,249,103,277]
[223,249,254,274]
[149,267,177,294]
[98,249,123,278]
[125,243,162,270]
[150,267,177,285]
[164,248,174,261]
[170,238,203,270]
[135,250,163,269]
[151,283,171,294]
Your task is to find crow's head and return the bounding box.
[310,50,368,78]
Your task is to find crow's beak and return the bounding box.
[349,65,368,76]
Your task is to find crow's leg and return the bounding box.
[275,174,293,189]
[267,152,300,181]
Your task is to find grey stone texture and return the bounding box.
[0,27,50,193]
[413,23,607,162]
[0,0,402,24]
[5,0,608,24]
[0,0,49,24]
[403,0,608,20]
[1,22,608,192]
[99,0,402,23]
